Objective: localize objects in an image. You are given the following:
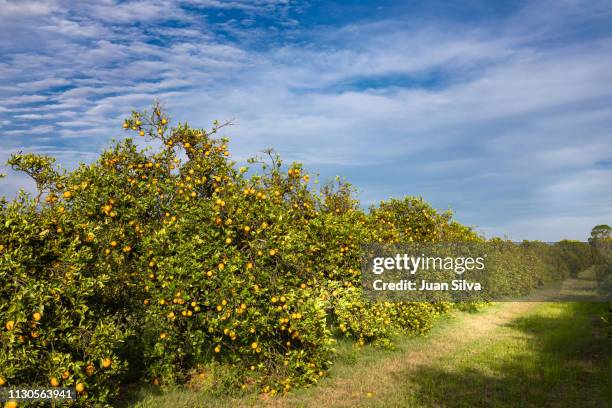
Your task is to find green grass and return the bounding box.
[123,302,610,407]
[384,302,611,408]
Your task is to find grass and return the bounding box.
[382,302,611,408]
[124,302,610,407]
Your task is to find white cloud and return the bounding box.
[1,0,611,240]
[0,0,57,18]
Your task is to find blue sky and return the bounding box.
[1,0,611,241]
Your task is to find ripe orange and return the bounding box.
[0,376,6,386]
[61,370,70,380]
[50,377,59,387]
[75,383,85,393]
[102,358,112,368]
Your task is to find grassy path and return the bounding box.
[272,302,609,407]
[271,302,541,407]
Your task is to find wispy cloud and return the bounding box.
[0,0,611,240]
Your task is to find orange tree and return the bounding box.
[1,103,582,405]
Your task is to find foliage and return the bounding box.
[0,104,597,405]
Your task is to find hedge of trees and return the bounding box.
[0,105,595,406]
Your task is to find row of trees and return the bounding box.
[0,105,601,406]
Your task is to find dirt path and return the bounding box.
[268,301,542,408]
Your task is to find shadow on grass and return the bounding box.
[391,303,610,408]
